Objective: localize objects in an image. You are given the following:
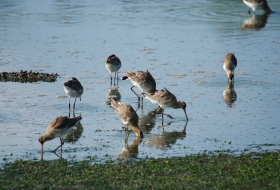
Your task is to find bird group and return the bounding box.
[38,51,238,153]
[38,0,274,153]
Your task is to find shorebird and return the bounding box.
[106,54,121,86]
[142,88,188,122]
[111,98,143,137]
[121,70,156,103]
[243,0,273,14]
[63,77,84,110]
[223,53,237,82]
[38,116,82,153]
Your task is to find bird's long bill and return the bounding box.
[183,109,188,120]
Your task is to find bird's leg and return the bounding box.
[163,113,175,119]
[116,72,119,87]
[110,73,113,86]
[248,9,251,14]
[131,86,140,101]
[68,97,71,111]
[156,106,162,113]
[161,108,164,125]
[114,72,117,86]
[73,98,77,111]
[53,137,65,153]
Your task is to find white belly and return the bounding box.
[63,86,83,98]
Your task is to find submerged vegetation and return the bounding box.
[0,151,279,189]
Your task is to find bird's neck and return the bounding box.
[130,124,144,138]
[171,102,181,109]
[40,133,55,142]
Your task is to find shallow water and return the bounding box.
[1,0,280,165]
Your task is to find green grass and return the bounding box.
[0,151,280,189]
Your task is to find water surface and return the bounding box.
[1,0,280,165]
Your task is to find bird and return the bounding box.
[121,70,156,103]
[63,77,84,110]
[142,88,188,123]
[106,54,121,86]
[243,0,273,14]
[111,98,143,137]
[223,53,237,82]
[38,116,82,153]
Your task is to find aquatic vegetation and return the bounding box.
[0,70,58,83]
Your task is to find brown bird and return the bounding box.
[243,0,273,14]
[142,88,188,122]
[223,53,237,82]
[121,70,156,102]
[106,54,122,86]
[63,77,84,110]
[111,98,143,137]
[38,116,82,153]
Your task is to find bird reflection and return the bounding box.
[118,134,143,159]
[137,108,157,134]
[41,150,65,161]
[240,13,270,31]
[145,121,188,150]
[64,121,84,143]
[106,86,121,105]
[65,111,84,142]
[223,82,237,108]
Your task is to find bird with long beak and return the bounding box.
[142,88,188,123]
[38,116,82,153]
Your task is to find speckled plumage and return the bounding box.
[38,116,82,152]
[111,98,143,137]
[143,88,188,121]
[124,70,156,94]
[223,53,237,81]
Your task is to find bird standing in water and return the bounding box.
[106,54,122,86]
[63,77,84,111]
[143,88,188,124]
[121,70,156,104]
[111,98,143,137]
[38,116,82,153]
[223,53,237,82]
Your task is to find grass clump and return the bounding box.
[0,151,280,189]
